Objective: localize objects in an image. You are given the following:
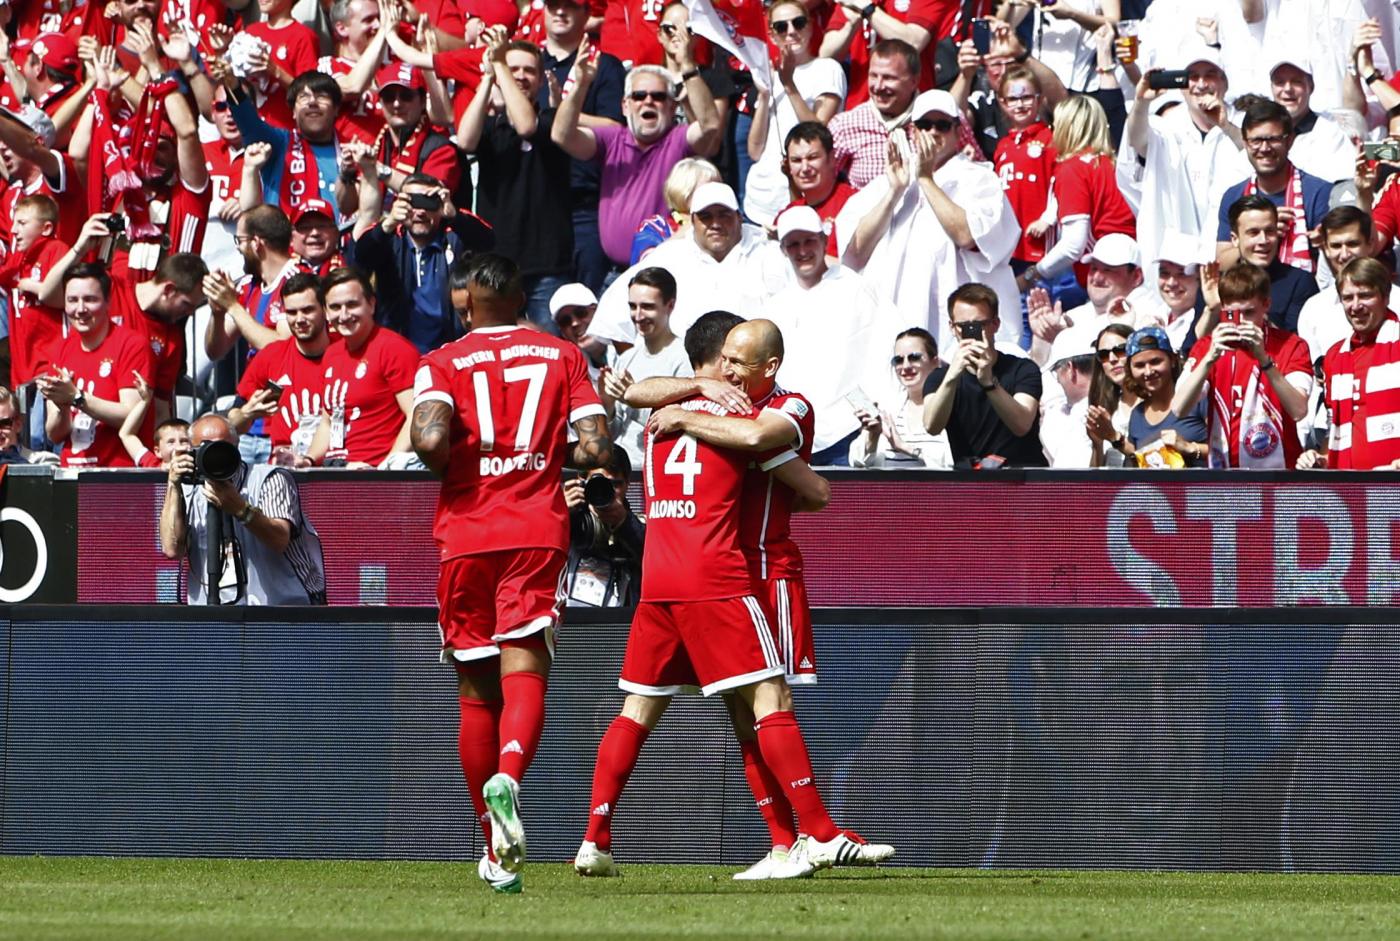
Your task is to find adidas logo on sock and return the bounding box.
[592,802,611,817]
[500,740,524,756]
[799,657,813,669]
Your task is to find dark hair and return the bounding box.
[243,205,293,252]
[323,266,376,300]
[287,70,343,110]
[946,282,998,319]
[502,39,543,69]
[1337,257,1392,297]
[605,444,632,479]
[871,38,919,79]
[465,253,523,297]
[684,310,745,368]
[1319,205,1372,243]
[61,262,111,299]
[629,266,677,305]
[1239,96,1293,137]
[1089,323,1132,412]
[282,272,325,304]
[448,256,477,295]
[1227,194,1278,232]
[1123,345,1181,400]
[894,326,937,358]
[1217,262,1271,304]
[403,172,442,190]
[154,417,190,437]
[153,252,209,295]
[783,120,834,156]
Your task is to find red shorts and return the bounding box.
[436,548,566,663]
[619,596,785,698]
[763,576,816,685]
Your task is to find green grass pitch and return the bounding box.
[3,856,1399,940]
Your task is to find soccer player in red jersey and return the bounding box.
[575,315,894,880]
[411,253,611,894]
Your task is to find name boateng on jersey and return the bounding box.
[414,324,604,560]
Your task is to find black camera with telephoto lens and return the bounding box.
[181,439,242,485]
[584,474,617,508]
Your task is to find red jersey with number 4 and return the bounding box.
[414,324,605,560]
[642,397,757,602]
[51,325,153,467]
[740,388,815,581]
[321,325,419,465]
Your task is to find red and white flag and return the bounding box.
[684,0,773,92]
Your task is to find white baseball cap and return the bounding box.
[1154,230,1201,274]
[548,282,597,317]
[1180,42,1226,74]
[1048,328,1095,370]
[1269,55,1312,80]
[911,89,959,119]
[689,181,739,213]
[775,205,824,242]
[1084,233,1141,268]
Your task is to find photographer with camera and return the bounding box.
[160,413,326,606]
[562,448,644,608]
[353,173,493,354]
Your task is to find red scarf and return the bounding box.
[294,252,344,278]
[1325,314,1400,469]
[88,79,176,241]
[1205,342,1290,469]
[281,130,327,214]
[1245,167,1310,272]
[375,119,432,179]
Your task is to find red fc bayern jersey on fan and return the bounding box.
[318,54,385,145]
[0,155,87,251]
[827,0,959,106]
[740,388,814,581]
[50,325,153,467]
[237,337,333,449]
[641,397,756,602]
[414,324,605,560]
[1052,152,1136,247]
[244,21,320,129]
[321,324,419,465]
[994,122,1056,263]
[204,139,245,211]
[599,0,664,66]
[108,256,185,398]
[0,237,68,385]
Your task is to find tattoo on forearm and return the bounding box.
[411,402,452,453]
[571,414,613,470]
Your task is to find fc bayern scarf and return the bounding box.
[375,118,431,180]
[88,78,176,241]
[281,129,327,214]
[1245,167,1310,272]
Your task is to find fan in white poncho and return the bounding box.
[834,90,1024,363]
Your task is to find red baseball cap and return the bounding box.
[31,33,79,74]
[375,61,426,93]
[462,0,520,32]
[292,198,335,224]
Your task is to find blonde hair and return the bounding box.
[768,0,805,21]
[663,158,722,215]
[1051,95,1113,159]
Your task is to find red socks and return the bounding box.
[583,716,651,852]
[739,737,799,850]
[497,671,548,783]
[753,710,838,842]
[457,697,502,849]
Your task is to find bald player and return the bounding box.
[575,314,894,880]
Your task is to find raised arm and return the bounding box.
[38,214,116,307]
[551,38,600,160]
[456,53,496,151]
[663,30,721,157]
[845,138,908,270]
[649,406,797,452]
[622,375,752,412]
[163,75,209,191]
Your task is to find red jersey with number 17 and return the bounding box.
[414,324,604,561]
[642,397,757,602]
[741,388,815,581]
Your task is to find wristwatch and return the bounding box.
[679,67,702,82]
[1363,71,1384,86]
[72,391,86,412]
[236,503,256,524]
[979,379,998,392]
[860,2,877,19]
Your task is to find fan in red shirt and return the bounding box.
[204,85,250,227]
[1174,263,1312,469]
[36,262,153,467]
[1319,258,1400,470]
[14,33,85,146]
[242,0,321,130]
[782,122,856,258]
[0,194,68,389]
[320,0,391,145]
[992,66,1055,271]
[575,316,893,882]
[1017,96,1135,293]
[231,272,337,463]
[598,0,665,66]
[310,267,419,467]
[0,105,88,251]
[821,0,958,106]
[409,253,610,894]
[38,213,208,423]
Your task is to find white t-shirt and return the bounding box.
[589,227,791,346]
[848,396,952,469]
[1041,395,1092,468]
[1032,0,1103,92]
[743,58,846,228]
[764,265,902,451]
[607,335,693,464]
[1288,113,1356,184]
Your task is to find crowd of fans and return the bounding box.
[0,0,1397,472]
